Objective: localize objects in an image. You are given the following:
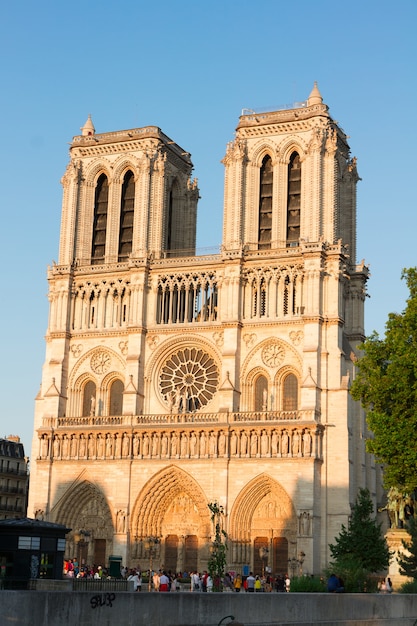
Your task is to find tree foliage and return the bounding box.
[329,488,391,575]
[207,501,228,592]
[350,268,417,492]
[398,515,417,580]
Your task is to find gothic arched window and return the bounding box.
[118,170,135,261]
[82,381,96,417]
[258,155,273,249]
[254,375,268,411]
[286,152,301,245]
[282,373,298,411]
[109,379,124,416]
[91,173,109,264]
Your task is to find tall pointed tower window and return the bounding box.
[166,188,174,252]
[91,174,109,264]
[118,171,135,261]
[165,180,182,257]
[258,155,273,249]
[286,152,301,245]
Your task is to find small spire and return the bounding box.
[81,114,95,136]
[307,82,323,106]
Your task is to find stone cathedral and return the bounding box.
[28,84,375,576]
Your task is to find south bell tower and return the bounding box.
[29,85,373,577]
[223,83,358,258]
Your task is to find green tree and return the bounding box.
[207,501,228,592]
[329,488,391,576]
[350,268,417,493]
[398,515,417,579]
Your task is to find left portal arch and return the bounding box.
[52,480,114,566]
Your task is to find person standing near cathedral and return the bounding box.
[153,570,160,591]
[246,572,255,592]
[191,571,201,591]
[159,571,169,592]
[234,573,242,592]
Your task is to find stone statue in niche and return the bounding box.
[53,436,60,458]
[40,436,49,459]
[250,431,258,456]
[303,430,312,456]
[190,432,197,456]
[230,431,237,456]
[292,431,300,456]
[262,388,268,411]
[171,432,179,457]
[271,431,278,456]
[240,431,248,456]
[116,510,126,533]
[133,434,139,457]
[181,432,188,456]
[106,433,113,458]
[281,430,289,455]
[161,433,168,456]
[218,431,226,455]
[299,511,311,535]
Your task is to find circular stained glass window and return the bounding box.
[160,347,219,411]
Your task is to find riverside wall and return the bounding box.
[2,591,417,626]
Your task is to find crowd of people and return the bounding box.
[64,560,396,594]
[63,560,294,592]
[378,577,393,593]
[121,569,292,592]
[63,559,110,579]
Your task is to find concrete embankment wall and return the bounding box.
[2,591,417,626]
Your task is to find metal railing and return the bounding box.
[72,578,133,592]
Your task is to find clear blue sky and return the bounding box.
[0,0,416,456]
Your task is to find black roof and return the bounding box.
[0,517,71,532]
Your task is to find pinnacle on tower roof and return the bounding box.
[81,114,95,136]
[307,82,323,106]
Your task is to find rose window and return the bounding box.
[262,341,285,367]
[159,347,219,411]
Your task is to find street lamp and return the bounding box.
[73,529,91,566]
[288,551,306,578]
[298,551,305,575]
[288,556,297,578]
[144,537,160,591]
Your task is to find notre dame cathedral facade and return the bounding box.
[28,84,375,576]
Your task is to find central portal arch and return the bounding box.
[130,465,211,573]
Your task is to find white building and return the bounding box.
[28,84,376,575]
